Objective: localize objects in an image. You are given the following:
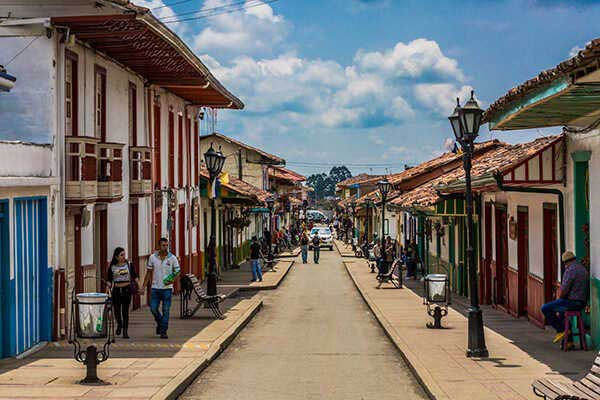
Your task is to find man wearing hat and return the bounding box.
[541,251,588,344]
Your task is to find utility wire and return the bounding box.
[159,0,252,20]
[3,36,39,67]
[162,0,279,23]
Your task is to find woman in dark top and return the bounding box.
[106,247,141,338]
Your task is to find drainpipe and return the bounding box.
[493,174,566,263]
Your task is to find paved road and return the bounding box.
[180,248,427,400]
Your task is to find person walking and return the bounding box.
[143,237,180,339]
[300,231,309,264]
[373,239,382,276]
[312,234,321,264]
[541,251,588,344]
[106,247,141,339]
[250,236,263,282]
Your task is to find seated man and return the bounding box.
[541,251,588,344]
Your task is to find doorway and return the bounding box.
[0,200,9,358]
[483,203,492,304]
[543,204,558,302]
[494,206,508,307]
[517,207,529,316]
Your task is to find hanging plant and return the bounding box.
[434,221,445,237]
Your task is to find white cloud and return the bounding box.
[193,0,289,58]
[354,38,465,81]
[413,83,474,115]
[569,45,584,57]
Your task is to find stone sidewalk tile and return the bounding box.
[344,259,593,400]
[334,239,358,257]
[218,259,294,290]
[0,293,263,400]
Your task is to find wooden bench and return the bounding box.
[179,274,227,320]
[533,354,600,400]
[376,258,403,289]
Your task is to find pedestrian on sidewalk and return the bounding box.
[106,247,141,339]
[250,236,263,282]
[541,251,588,344]
[312,234,321,264]
[406,240,419,279]
[373,239,382,276]
[143,237,180,339]
[300,230,309,264]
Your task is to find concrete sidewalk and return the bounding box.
[343,258,595,400]
[334,239,357,257]
[218,259,294,291]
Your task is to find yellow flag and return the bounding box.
[219,171,230,185]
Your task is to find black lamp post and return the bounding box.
[266,196,275,270]
[377,179,392,273]
[204,144,226,296]
[448,90,488,358]
[365,198,372,243]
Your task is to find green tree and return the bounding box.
[307,166,353,200]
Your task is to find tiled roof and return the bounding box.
[392,135,562,208]
[199,168,271,204]
[269,166,306,183]
[388,140,501,185]
[336,173,383,189]
[200,132,285,165]
[484,38,600,123]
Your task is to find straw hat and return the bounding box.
[561,251,576,263]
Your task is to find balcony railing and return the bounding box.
[97,142,124,202]
[65,136,98,203]
[130,146,152,197]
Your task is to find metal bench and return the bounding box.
[533,354,600,400]
[376,258,403,289]
[179,274,227,320]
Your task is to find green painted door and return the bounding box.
[449,219,456,292]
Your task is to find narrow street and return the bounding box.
[180,249,427,400]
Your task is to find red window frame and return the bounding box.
[65,50,78,136]
[168,111,175,187]
[94,65,107,142]
[178,114,183,187]
[128,82,137,146]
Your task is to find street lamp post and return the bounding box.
[448,90,488,358]
[365,199,372,243]
[204,144,226,296]
[266,196,275,271]
[377,179,391,273]
[350,201,357,245]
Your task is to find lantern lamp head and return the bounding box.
[448,97,463,143]
[377,179,392,199]
[459,90,483,141]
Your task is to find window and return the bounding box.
[128,82,137,146]
[65,51,78,136]
[178,114,183,187]
[94,66,106,141]
[168,111,175,187]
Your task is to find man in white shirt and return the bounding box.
[143,237,180,339]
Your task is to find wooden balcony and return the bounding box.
[97,142,124,202]
[65,136,98,204]
[130,146,152,197]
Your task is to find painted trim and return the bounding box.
[517,205,529,212]
[571,151,592,162]
[543,202,557,210]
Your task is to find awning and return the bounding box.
[249,207,270,213]
[485,38,600,131]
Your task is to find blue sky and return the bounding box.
[140,0,600,176]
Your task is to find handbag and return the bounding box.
[128,263,139,296]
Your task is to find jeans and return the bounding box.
[313,247,320,263]
[150,288,172,334]
[251,259,263,281]
[112,286,132,332]
[301,245,308,263]
[541,298,585,333]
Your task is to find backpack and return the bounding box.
[312,236,320,246]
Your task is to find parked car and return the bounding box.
[309,226,334,250]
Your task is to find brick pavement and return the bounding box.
[0,261,293,399]
[342,253,596,400]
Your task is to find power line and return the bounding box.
[158,0,253,20]
[153,0,199,10]
[3,36,39,67]
[162,0,280,23]
[286,161,413,167]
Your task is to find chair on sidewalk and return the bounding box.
[562,311,588,352]
[179,274,227,320]
[532,352,600,400]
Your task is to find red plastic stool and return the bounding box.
[562,311,587,351]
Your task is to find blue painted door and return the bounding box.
[0,200,9,358]
[9,197,51,357]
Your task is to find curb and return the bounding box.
[151,298,263,400]
[235,260,295,291]
[333,240,357,258]
[343,260,444,400]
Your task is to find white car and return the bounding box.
[309,226,334,251]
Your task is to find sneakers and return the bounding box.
[160,333,168,339]
[553,332,565,343]
[156,325,160,335]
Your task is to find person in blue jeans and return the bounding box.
[300,231,309,264]
[143,237,180,339]
[250,236,263,282]
[541,251,588,344]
